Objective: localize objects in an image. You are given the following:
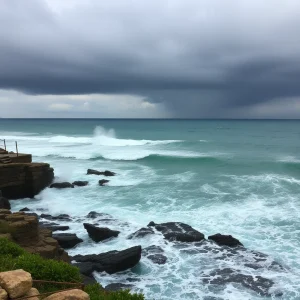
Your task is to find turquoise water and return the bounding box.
[1,119,300,299]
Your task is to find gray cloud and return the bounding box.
[0,0,300,117]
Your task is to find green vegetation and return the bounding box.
[0,238,144,300]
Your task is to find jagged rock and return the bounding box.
[40,214,72,221]
[83,223,120,242]
[0,269,32,298]
[72,246,142,274]
[128,227,154,239]
[142,245,167,265]
[75,262,104,276]
[148,221,205,242]
[50,182,74,189]
[105,283,133,291]
[44,289,89,300]
[0,195,10,210]
[52,233,83,249]
[208,233,243,247]
[19,207,30,212]
[202,268,280,297]
[0,287,8,300]
[24,288,40,300]
[72,181,89,187]
[87,169,116,176]
[99,179,109,186]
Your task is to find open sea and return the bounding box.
[0,119,300,300]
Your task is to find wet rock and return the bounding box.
[202,268,279,297]
[149,222,205,243]
[99,179,109,186]
[208,234,243,247]
[75,262,104,276]
[50,182,74,189]
[53,233,83,249]
[19,207,30,212]
[147,221,156,227]
[147,254,167,265]
[72,245,142,274]
[142,245,167,264]
[86,211,113,219]
[83,223,120,242]
[105,283,132,291]
[40,214,72,221]
[87,169,116,176]
[128,227,155,239]
[81,275,96,285]
[0,194,10,210]
[72,181,89,187]
[40,223,70,232]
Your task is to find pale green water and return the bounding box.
[1,119,300,299]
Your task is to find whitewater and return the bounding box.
[1,119,300,300]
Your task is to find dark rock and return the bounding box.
[208,233,243,247]
[202,268,279,297]
[99,179,109,186]
[105,283,132,291]
[128,227,154,239]
[19,207,30,212]
[147,254,167,265]
[147,221,156,227]
[0,194,10,209]
[40,213,71,221]
[50,182,74,189]
[83,223,120,242]
[143,245,164,255]
[53,233,83,249]
[25,212,39,218]
[153,222,205,242]
[40,223,70,232]
[86,211,112,219]
[142,245,167,264]
[81,275,97,285]
[75,262,104,276]
[87,169,116,176]
[72,245,142,274]
[72,181,89,187]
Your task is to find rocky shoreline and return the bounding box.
[0,166,286,297]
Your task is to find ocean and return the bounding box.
[0,119,300,300]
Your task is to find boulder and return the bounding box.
[128,227,154,239]
[44,289,89,300]
[40,223,70,232]
[83,223,120,242]
[19,207,30,212]
[52,233,83,249]
[147,254,167,265]
[87,169,116,176]
[105,283,132,291]
[72,181,89,187]
[72,245,142,274]
[0,195,10,210]
[148,221,205,242]
[50,182,74,189]
[208,233,243,247]
[99,179,109,186]
[24,288,40,300]
[0,287,7,300]
[0,269,32,298]
[202,268,279,297]
[86,211,112,219]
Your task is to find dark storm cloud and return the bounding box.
[1,0,300,117]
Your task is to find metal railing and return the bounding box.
[0,138,19,156]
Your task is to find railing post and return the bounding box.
[4,139,6,151]
[15,141,19,156]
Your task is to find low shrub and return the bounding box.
[0,238,145,300]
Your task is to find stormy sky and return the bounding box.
[1,0,300,118]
